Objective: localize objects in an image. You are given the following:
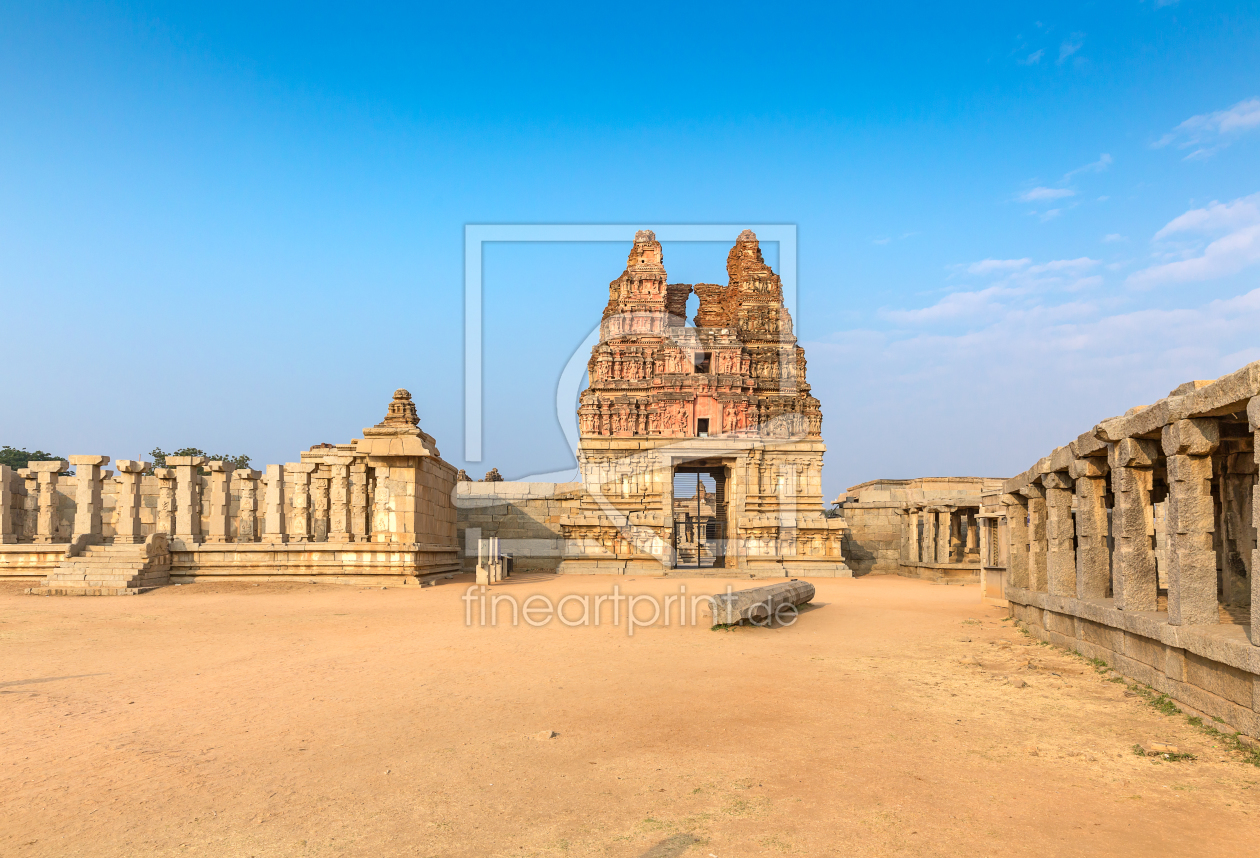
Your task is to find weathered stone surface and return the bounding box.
[1163,418,1221,457]
[707,580,815,625]
[1166,444,1220,626]
[112,460,150,545]
[1045,484,1075,597]
[1074,471,1110,600]
[68,455,109,544]
[1110,451,1158,612]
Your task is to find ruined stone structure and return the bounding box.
[966,362,1260,736]
[558,229,847,576]
[836,477,1005,579]
[450,230,848,577]
[2,390,459,592]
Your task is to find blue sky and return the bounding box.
[2,1,1259,499]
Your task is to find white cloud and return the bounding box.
[965,258,1030,275]
[893,256,1102,326]
[1154,97,1260,158]
[1019,49,1044,65]
[1129,192,1260,287]
[806,283,1260,490]
[1027,257,1099,274]
[1063,153,1112,180]
[1103,233,1126,243]
[1020,186,1076,202]
[1153,193,1260,239]
[1058,34,1085,63]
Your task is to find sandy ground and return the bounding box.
[2,573,1259,858]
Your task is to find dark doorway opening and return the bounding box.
[673,465,727,568]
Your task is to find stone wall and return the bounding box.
[839,503,902,575]
[454,482,580,574]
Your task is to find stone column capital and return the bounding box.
[1110,437,1159,469]
[1162,418,1220,457]
[68,455,110,468]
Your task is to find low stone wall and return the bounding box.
[839,502,902,575]
[169,543,459,585]
[454,482,579,573]
[1011,586,1260,736]
[0,545,67,582]
[900,560,982,582]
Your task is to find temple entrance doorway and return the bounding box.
[672,465,728,569]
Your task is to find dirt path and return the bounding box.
[2,574,1257,857]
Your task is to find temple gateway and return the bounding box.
[557,229,849,576]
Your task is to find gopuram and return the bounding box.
[556,229,849,576]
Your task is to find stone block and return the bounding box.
[1184,651,1253,708]
[1162,419,1220,457]
[1110,437,1158,469]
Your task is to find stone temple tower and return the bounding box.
[559,229,849,576]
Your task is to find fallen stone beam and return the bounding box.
[707,580,816,626]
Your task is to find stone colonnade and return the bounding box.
[900,505,981,565]
[997,364,1260,641]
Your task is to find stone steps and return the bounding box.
[27,535,171,596]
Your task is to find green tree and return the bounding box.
[150,448,251,475]
[0,446,65,471]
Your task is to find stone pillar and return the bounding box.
[286,463,316,542]
[1001,495,1029,589]
[936,508,952,563]
[350,463,369,542]
[1109,438,1159,611]
[965,513,979,553]
[1163,418,1220,626]
[18,469,36,541]
[948,510,963,562]
[1069,456,1111,600]
[235,469,261,543]
[29,460,67,543]
[68,455,110,544]
[921,508,936,563]
[371,466,392,541]
[154,468,176,535]
[205,461,236,543]
[112,459,149,544]
[1043,471,1077,597]
[312,471,330,542]
[167,455,206,549]
[902,508,919,564]
[1249,398,1260,643]
[326,457,352,542]
[1022,483,1048,592]
[0,464,14,544]
[263,464,287,544]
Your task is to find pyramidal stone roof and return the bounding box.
[578,229,821,440]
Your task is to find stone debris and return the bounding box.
[706,580,815,626]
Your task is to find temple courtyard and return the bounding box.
[3,575,1258,857]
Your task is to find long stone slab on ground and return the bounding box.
[707,580,816,626]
